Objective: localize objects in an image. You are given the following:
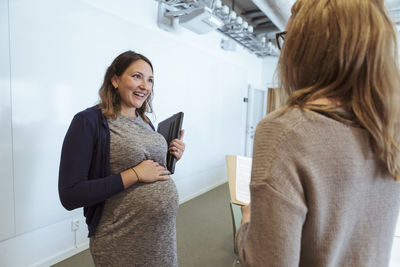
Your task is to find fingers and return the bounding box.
[169,151,179,160]
[169,150,178,156]
[157,174,170,180]
[155,164,170,174]
[170,129,185,152]
[169,145,181,154]
[148,160,161,169]
[156,165,168,172]
[169,138,185,161]
[156,166,170,180]
[169,147,183,159]
[170,139,185,150]
[169,146,183,160]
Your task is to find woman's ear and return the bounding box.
[111,74,119,89]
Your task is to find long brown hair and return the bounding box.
[98,50,154,122]
[278,0,400,180]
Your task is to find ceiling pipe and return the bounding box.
[252,17,271,25]
[253,24,279,34]
[242,10,265,19]
[251,0,294,31]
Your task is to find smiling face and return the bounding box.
[111,59,154,117]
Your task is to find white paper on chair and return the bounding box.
[235,156,252,205]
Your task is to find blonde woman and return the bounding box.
[236,0,400,266]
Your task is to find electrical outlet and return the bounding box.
[71,219,79,232]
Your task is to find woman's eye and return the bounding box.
[132,74,141,79]
[148,79,154,84]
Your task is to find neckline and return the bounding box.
[304,104,361,128]
[119,113,141,121]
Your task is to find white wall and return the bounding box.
[0,0,265,266]
[0,0,15,242]
[262,56,279,88]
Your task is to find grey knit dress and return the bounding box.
[90,114,179,267]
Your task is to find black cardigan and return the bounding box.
[58,105,124,237]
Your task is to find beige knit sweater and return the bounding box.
[236,107,400,267]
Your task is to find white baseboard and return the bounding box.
[33,242,89,267]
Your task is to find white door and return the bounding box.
[245,85,267,157]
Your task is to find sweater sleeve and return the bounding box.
[235,116,308,266]
[58,113,124,211]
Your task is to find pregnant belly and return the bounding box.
[97,178,179,237]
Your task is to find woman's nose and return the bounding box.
[140,79,149,90]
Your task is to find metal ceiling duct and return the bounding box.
[156,0,281,57]
[252,0,294,31]
[156,0,399,58]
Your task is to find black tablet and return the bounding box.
[157,112,184,174]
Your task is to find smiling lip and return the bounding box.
[133,92,146,98]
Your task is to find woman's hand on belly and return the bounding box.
[121,160,170,189]
[133,160,170,183]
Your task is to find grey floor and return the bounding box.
[53,183,240,267]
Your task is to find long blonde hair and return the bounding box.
[278,0,400,180]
